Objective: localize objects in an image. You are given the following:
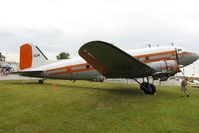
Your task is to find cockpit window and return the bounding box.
[177,49,183,53]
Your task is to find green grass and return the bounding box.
[0,80,199,133]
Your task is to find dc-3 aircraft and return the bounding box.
[15,41,199,95]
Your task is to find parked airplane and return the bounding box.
[14,41,199,95]
[189,80,199,88]
[0,63,13,72]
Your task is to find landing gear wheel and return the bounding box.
[38,79,44,84]
[140,82,156,95]
[140,82,149,94]
[149,84,156,95]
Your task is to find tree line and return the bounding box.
[56,52,70,60]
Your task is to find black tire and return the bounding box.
[140,82,150,94]
[140,83,156,95]
[38,80,44,84]
[149,84,156,95]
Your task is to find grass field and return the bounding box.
[0,80,199,133]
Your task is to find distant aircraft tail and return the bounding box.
[20,43,48,70]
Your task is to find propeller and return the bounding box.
[175,48,180,66]
[175,48,185,76]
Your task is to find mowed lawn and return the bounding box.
[0,80,199,133]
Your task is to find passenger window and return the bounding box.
[145,57,150,60]
[86,65,90,69]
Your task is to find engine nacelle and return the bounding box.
[147,60,179,81]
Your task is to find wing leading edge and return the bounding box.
[79,41,155,78]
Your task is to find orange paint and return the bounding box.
[142,57,172,63]
[49,67,95,76]
[20,44,32,70]
[51,84,56,91]
[47,63,89,72]
[134,51,176,59]
[47,62,95,76]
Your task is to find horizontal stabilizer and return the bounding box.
[10,70,44,78]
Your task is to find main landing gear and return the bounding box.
[134,77,156,95]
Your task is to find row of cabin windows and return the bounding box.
[137,57,149,61]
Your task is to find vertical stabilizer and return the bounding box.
[20,43,48,70]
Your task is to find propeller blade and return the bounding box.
[175,48,180,65]
[175,48,181,72]
[175,48,186,76]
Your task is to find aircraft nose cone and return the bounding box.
[180,52,199,66]
[192,53,199,62]
[194,53,199,59]
[196,53,199,59]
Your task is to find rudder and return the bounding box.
[20,43,48,70]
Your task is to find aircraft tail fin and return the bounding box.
[20,43,48,70]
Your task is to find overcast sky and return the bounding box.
[0,0,199,76]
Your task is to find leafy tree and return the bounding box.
[0,52,5,61]
[56,52,70,60]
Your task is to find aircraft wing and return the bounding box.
[79,41,155,78]
[10,70,44,77]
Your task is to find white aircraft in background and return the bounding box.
[14,41,199,95]
[188,79,199,88]
[0,63,13,72]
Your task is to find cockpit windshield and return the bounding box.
[178,49,183,53]
[177,48,185,53]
